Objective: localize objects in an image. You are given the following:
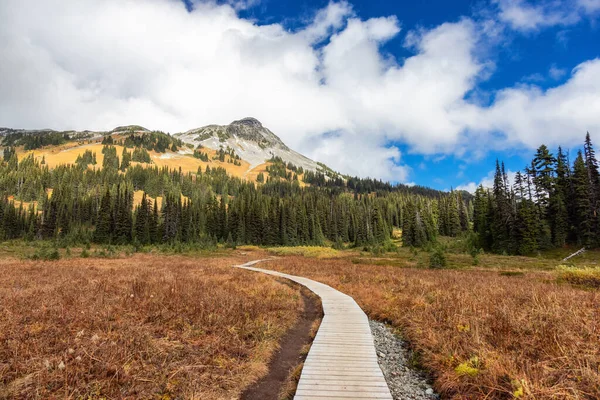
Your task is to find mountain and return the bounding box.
[175,117,320,173]
[0,119,330,183]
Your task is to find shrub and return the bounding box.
[332,237,344,250]
[46,248,61,261]
[381,239,397,253]
[93,245,118,258]
[429,246,447,269]
[29,246,61,261]
[371,246,383,256]
[225,233,237,249]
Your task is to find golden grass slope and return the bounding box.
[16,141,254,177]
[13,139,308,186]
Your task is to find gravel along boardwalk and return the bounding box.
[235,260,393,399]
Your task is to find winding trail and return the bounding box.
[236,260,393,400]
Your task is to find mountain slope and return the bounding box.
[1,119,327,183]
[175,117,320,174]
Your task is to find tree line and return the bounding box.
[473,133,600,255]
[0,144,471,248]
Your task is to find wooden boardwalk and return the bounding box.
[236,260,393,400]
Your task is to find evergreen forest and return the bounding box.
[0,130,598,255]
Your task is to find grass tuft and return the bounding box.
[455,356,481,377]
[556,265,600,288]
[267,246,342,258]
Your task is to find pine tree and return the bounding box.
[94,188,113,243]
[448,192,461,237]
[150,198,159,244]
[120,148,131,171]
[584,132,600,245]
[491,160,513,253]
[572,151,592,246]
[135,192,150,244]
[515,197,538,254]
[532,145,556,211]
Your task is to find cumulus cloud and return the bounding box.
[494,0,600,32]
[0,0,598,182]
[480,59,600,149]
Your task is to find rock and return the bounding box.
[370,320,437,400]
[58,361,65,370]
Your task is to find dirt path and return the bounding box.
[241,282,321,400]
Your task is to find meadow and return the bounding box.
[0,253,303,399]
[1,241,599,399]
[261,253,600,399]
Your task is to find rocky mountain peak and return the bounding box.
[176,117,320,173]
[231,117,263,128]
[224,117,286,149]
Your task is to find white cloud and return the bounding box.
[522,72,546,82]
[303,133,411,182]
[456,169,517,193]
[522,64,566,83]
[495,0,579,31]
[494,0,600,32]
[301,1,354,42]
[549,64,567,80]
[0,0,598,183]
[578,0,600,14]
[225,0,262,11]
[455,182,479,193]
[480,60,600,149]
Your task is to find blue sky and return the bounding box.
[1,0,599,191]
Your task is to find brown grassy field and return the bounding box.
[262,256,600,399]
[0,253,303,399]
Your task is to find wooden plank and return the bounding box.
[296,390,392,399]
[298,379,389,386]
[235,260,393,400]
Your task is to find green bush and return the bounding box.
[93,245,118,258]
[29,245,61,261]
[429,246,447,269]
[332,237,345,250]
[225,233,237,249]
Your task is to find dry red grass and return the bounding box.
[263,257,600,399]
[0,254,302,399]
